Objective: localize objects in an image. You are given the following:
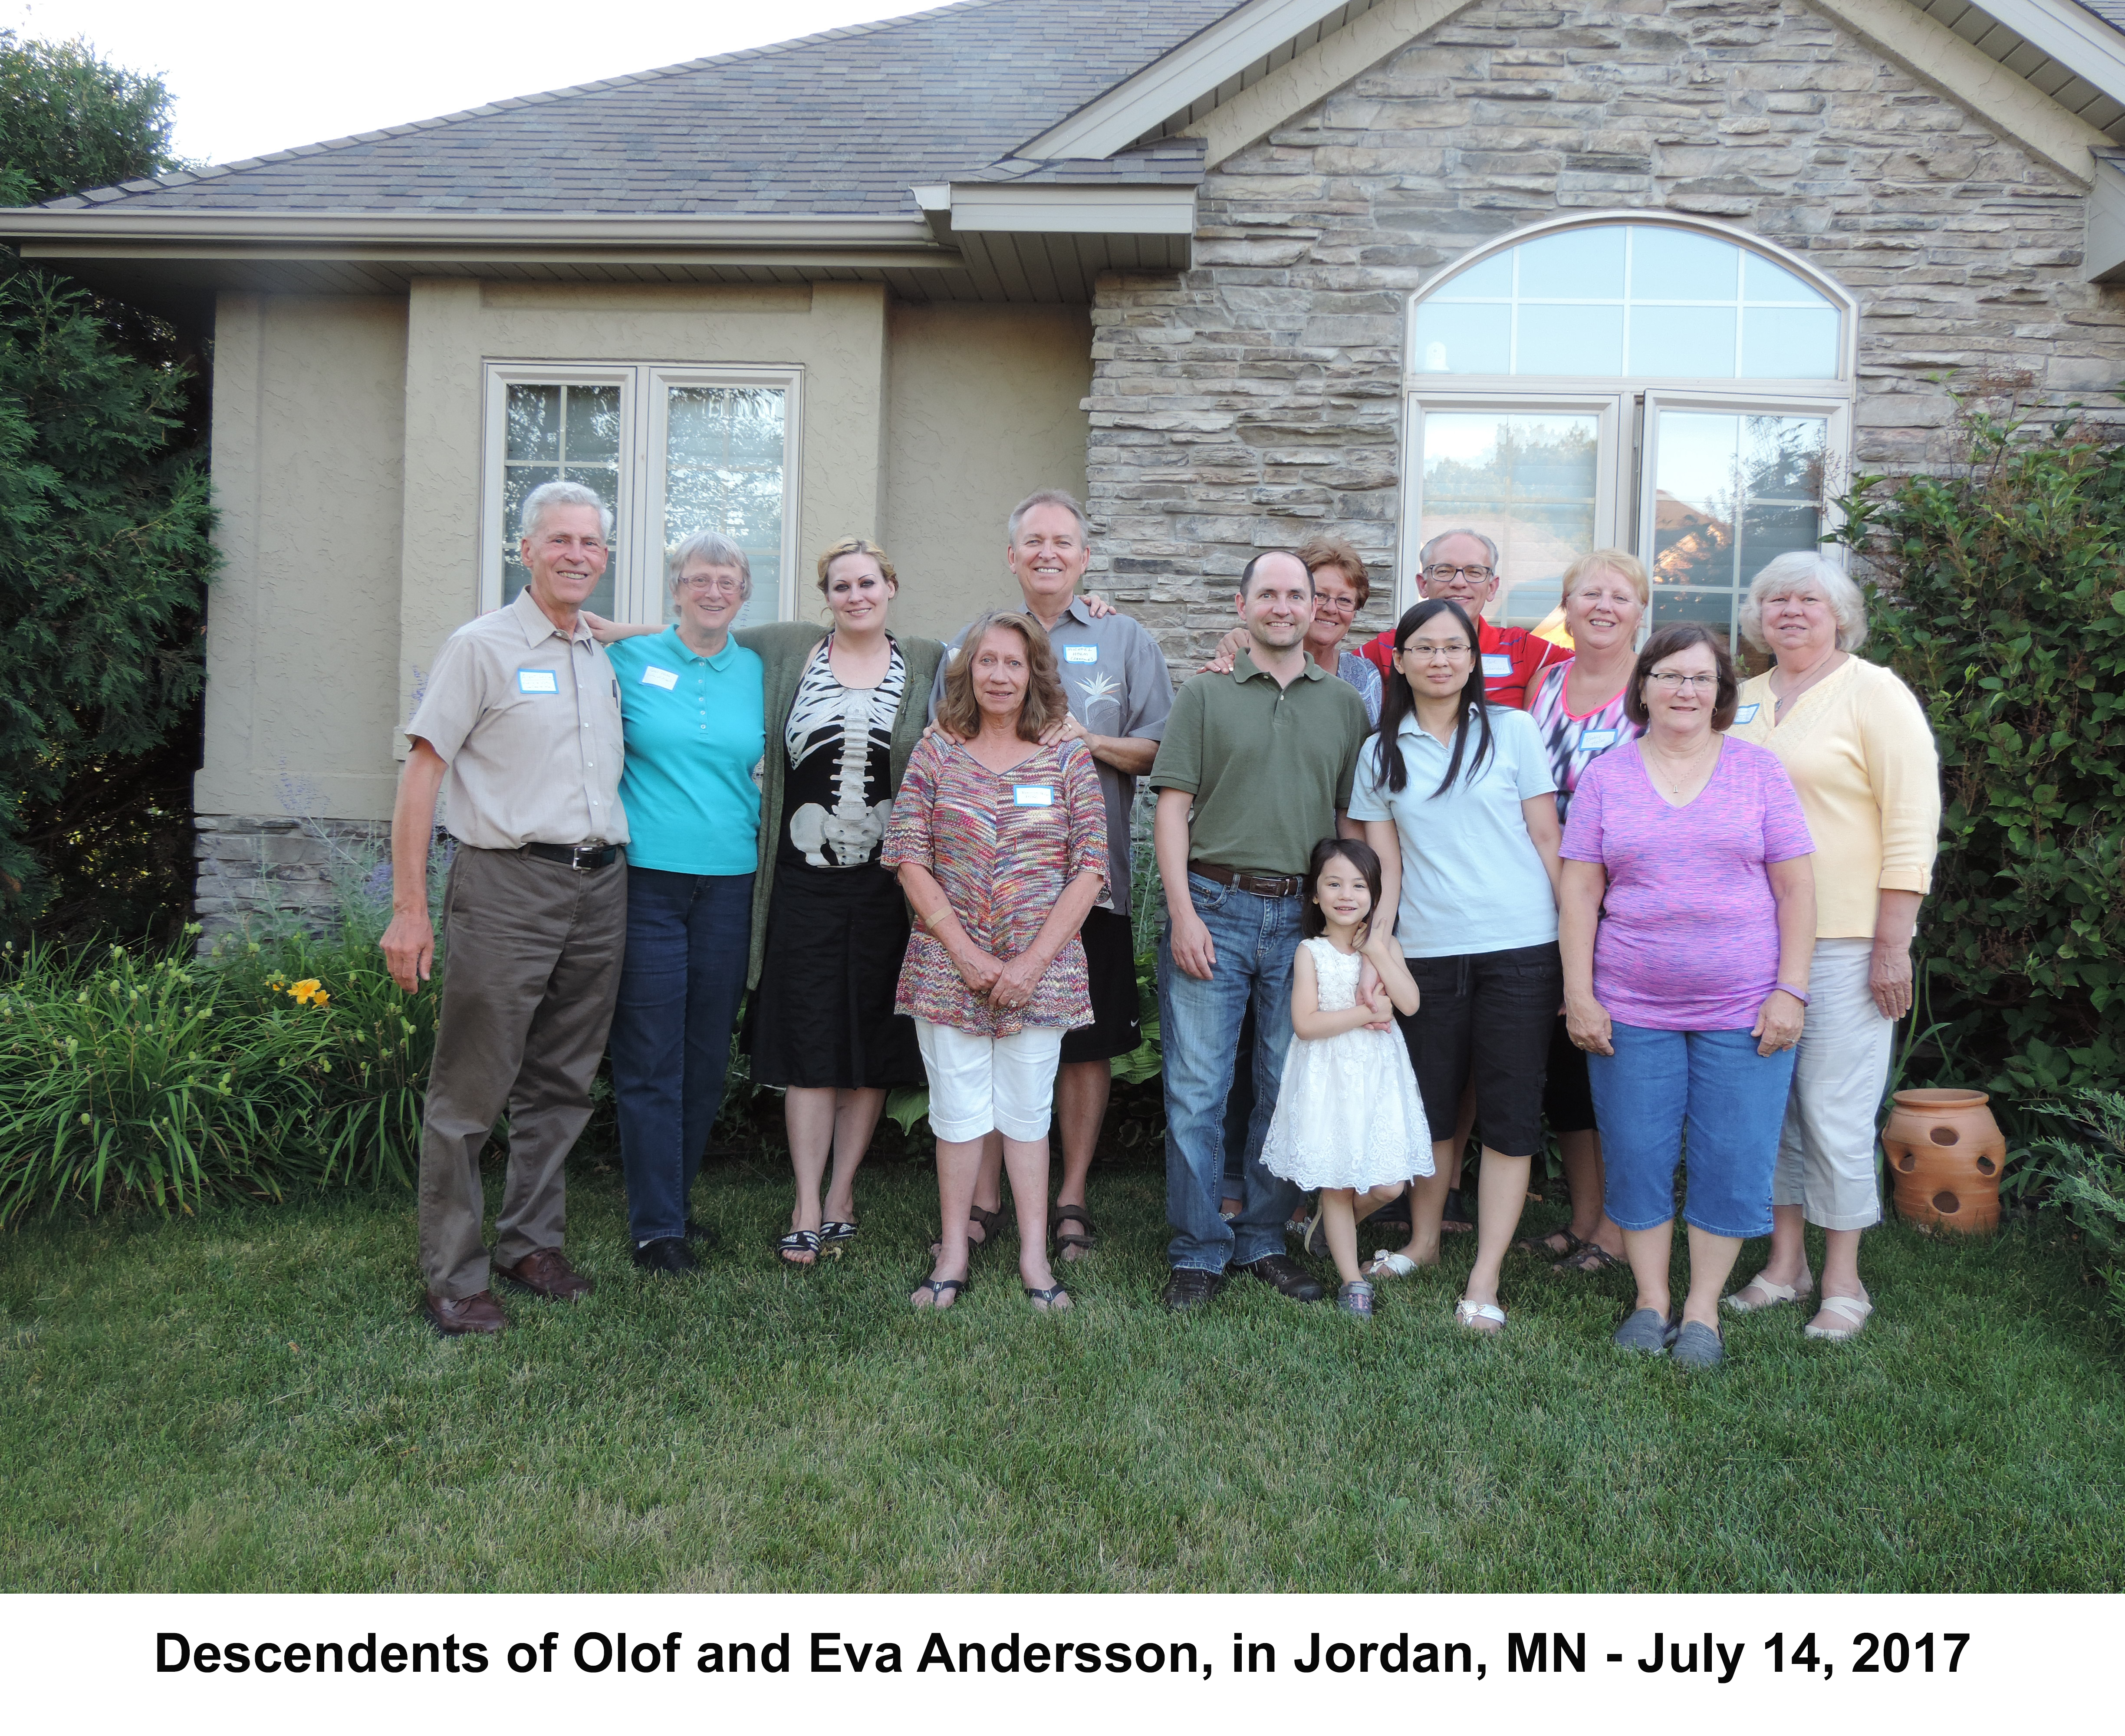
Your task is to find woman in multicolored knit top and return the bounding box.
[884,608,1108,1315]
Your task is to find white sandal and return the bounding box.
[1363,1249,1418,1280]
[1804,1293,1873,1341]
[1723,1269,1814,1315]
[1454,1296,1507,1334]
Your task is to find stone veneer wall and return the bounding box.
[1085,0,2125,663]
[192,814,390,945]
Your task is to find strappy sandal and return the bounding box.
[1050,1203,1099,1259]
[1454,1296,1507,1335]
[931,1200,1007,1258]
[1514,1226,1588,1260]
[776,1229,820,1267]
[911,1275,970,1310]
[1724,1268,1814,1315]
[1362,1249,1419,1280]
[1555,1241,1628,1276]
[1023,1283,1073,1312]
[1804,1293,1873,1341]
[819,1220,858,1254]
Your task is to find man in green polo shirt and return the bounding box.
[1149,549,1370,1310]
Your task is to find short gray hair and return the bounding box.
[1740,551,1869,653]
[520,478,613,543]
[1007,487,1090,544]
[667,529,753,601]
[1419,527,1501,569]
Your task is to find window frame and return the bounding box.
[1398,213,1859,635]
[480,360,805,626]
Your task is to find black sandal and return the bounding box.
[911,1275,969,1309]
[1050,1203,1099,1257]
[1556,1241,1627,1275]
[1514,1227,1587,1260]
[820,1220,857,1253]
[931,1201,1007,1258]
[776,1229,821,1266]
[1023,1283,1073,1311]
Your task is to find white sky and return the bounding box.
[2,0,936,169]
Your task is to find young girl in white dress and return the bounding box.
[1261,838,1432,1316]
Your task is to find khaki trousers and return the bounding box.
[418,845,627,1298]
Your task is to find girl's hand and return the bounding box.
[1565,991,1614,1057]
[1365,980,1395,1021]
[1752,989,1806,1057]
[1354,956,1393,1031]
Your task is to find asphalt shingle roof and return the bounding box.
[47,0,1237,216]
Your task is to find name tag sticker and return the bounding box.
[516,668,559,695]
[1578,727,1618,752]
[1063,644,1099,663]
[1482,653,1512,679]
[640,665,679,690]
[1733,703,1761,724]
[1012,785,1055,808]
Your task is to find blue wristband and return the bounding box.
[1776,983,1810,1005]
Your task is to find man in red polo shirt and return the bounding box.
[1353,528,1566,710]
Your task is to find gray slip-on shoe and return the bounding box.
[1671,1320,1725,1369]
[1611,1307,1677,1354]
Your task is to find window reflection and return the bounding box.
[1650,411,1829,641]
[1421,411,1600,632]
[501,382,620,618]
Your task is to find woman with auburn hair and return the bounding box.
[1559,622,1817,1371]
[1514,549,1648,1277]
[884,608,1108,1313]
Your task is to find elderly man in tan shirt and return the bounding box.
[383,479,631,1336]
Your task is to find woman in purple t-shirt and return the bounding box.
[1559,623,1817,1371]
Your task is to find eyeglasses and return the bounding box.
[678,573,744,595]
[1404,640,1472,660]
[1312,593,1358,616]
[1646,671,1719,691]
[1424,563,1494,583]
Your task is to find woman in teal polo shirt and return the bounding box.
[601,531,767,1272]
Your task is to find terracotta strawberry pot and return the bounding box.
[1882,1088,2005,1234]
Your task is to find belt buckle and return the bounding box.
[571,840,605,871]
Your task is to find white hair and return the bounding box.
[1419,527,1501,569]
[1007,487,1090,543]
[1740,551,1869,653]
[520,478,614,544]
[667,529,753,600]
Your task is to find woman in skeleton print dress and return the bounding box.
[746,539,944,1266]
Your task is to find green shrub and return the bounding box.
[2029,1088,2125,1326]
[1836,398,2125,1097]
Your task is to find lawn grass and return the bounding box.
[1,1155,2119,1592]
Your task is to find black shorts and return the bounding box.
[1542,1013,1597,1134]
[1395,942,1562,1159]
[1060,905,1143,1064]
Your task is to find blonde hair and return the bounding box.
[815,536,897,594]
[935,610,1067,744]
[1296,533,1371,607]
[1560,547,1648,607]
[1740,552,1869,653]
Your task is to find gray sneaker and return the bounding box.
[1336,1279,1375,1318]
[1671,1320,1725,1369]
[1611,1307,1677,1354]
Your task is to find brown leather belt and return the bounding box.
[523,840,620,871]
[1189,860,1303,898]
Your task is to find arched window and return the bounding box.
[1401,215,1854,647]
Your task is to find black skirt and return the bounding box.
[746,860,925,1089]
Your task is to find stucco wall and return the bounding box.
[197,292,409,822]
[396,279,891,740]
[881,303,1093,639]
[1084,0,2125,664]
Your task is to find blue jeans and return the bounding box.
[1159,874,1304,1271]
[1589,1023,1798,1239]
[609,866,754,1243]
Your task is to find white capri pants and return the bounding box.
[1773,937,1893,1231]
[914,1019,1069,1143]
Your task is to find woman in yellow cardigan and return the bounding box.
[1724,552,1941,1341]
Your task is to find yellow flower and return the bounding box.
[311,990,330,1007]
[289,978,322,1005]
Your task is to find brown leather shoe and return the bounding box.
[423,1289,507,1336]
[495,1247,594,1301]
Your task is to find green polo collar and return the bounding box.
[1231,649,1327,684]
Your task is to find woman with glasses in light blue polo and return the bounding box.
[597,533,766,1274]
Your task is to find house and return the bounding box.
[6,0,2123,936]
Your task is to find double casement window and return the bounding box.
[481,363,801,628]
[1401,215,1855,647]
